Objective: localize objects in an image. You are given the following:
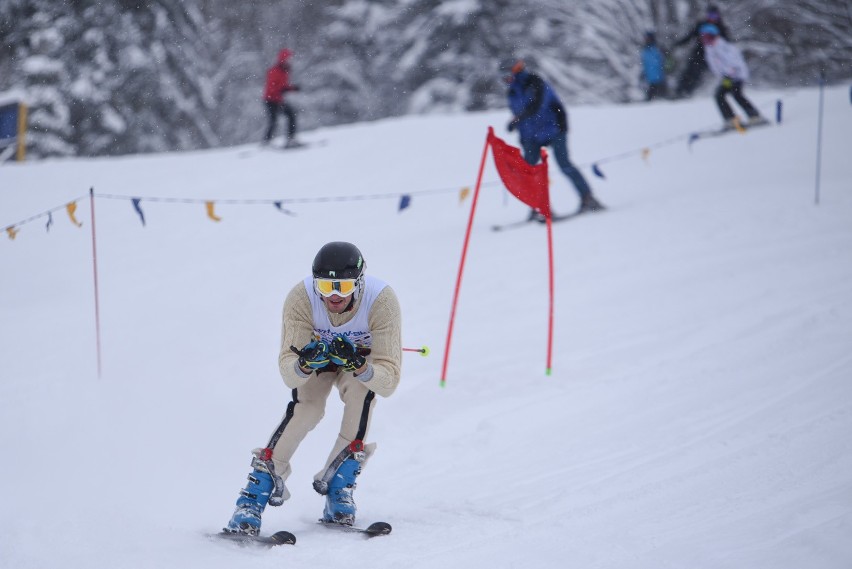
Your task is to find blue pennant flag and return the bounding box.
[45,212,53,232]
[131,198,146,226]
[592,164,605,179]
[398,194,411,212]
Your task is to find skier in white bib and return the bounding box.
[225,241,403,535]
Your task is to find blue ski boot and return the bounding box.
[321,457,361,526]
[225,449,288,535]
[226,469,273,535]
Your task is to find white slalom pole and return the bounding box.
[814,73,825,206]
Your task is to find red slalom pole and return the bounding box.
[544,207,555,376]
[89,187,103,378]
[440,130,491,387]
[538,149,555,376]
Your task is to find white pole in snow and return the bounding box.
[814,73,825,206]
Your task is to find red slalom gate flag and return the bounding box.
[486,129,555,376]
[487,127,551,217]
[441,128,556,387]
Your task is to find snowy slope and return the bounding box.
[1,86,851,569]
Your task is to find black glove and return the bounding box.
[291,340,329,371]
[328,335,366,372]
[507,118,519,132]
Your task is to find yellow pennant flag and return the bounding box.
[205,201,222,222]
[641,148,651,163]
[66,202,83,227]
[6,226,19,240]
[459,187,470,203]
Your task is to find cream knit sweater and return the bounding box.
[278,280,402,398]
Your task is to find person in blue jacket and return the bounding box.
[641,31,668,101]
[501,58,604,219]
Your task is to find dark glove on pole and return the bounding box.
[328,335,366,372]
[291,341,330,371]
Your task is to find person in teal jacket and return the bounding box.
[641,31,668,101]
[501,58,604,218]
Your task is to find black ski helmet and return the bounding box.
[312,242,365,280]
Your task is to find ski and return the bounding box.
[238,139,328,158]
[689,119,772,143]
[491,211,585,231]
[551,212,582,223]
[274,139,329,152]
[318,520,392,538]
[491,218,537,232]
[213,529,296,547]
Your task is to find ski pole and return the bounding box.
[403,346,430,356]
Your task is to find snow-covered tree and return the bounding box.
[1,0,849,158]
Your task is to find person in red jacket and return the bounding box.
[263,49,300,147]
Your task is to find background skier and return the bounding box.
[640,31,669,101]
[672,5,730,98]
[700,24,767,129]
[501,57,605,219]
[263,48,301,147]
[225,241,403,535]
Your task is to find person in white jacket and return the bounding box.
[699,24,767,129]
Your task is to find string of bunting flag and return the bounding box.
[4,106,782,241]
[582,99,782,179]
[2,183,501,239]
[582,131,694,179]
[580,130,750,179]
[4,192,89,239]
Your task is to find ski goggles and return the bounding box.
[314,278,358,298]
